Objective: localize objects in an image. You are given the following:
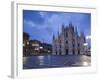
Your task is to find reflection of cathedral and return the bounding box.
[52,23,86,55]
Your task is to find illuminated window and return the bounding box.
[32,44,39,47]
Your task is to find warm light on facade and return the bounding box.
[34,47,39,50]
[27,41,29,45]
[32,43,39,47]
[48,50,50,53]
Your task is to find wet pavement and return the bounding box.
[23,55,91,69]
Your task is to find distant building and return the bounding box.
[52,23,86,55]
[29,40,52,55]
[41,43,52,54]
[23,32,29,46]
[29,40,41,55]
[23,32,52,56]
[23,32,30,56]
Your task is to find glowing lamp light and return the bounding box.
[83,43,88,46]
[40,46,43,49]
[86,35,91,40]
[27,42,29,45]
[48,50,50,53]
[83,62,88,66]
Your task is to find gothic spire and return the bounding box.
[53,34,55,41]
[75,26,78,34]
[80,32,86,43]
[69,21,72,27]
[58,26,60,37]
[62,24,65,33]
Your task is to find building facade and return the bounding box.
[23,32,30,56]
[52,23,86,55]
[23,32,52,56]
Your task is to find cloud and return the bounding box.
[23,10,45,24]
[23,10,91,44]
[24,20,35,27]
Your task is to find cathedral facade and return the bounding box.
[52,23,86,55]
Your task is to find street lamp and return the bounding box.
[39,46,43,49]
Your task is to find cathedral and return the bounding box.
[52,22,86,55]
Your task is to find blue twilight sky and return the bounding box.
[23,10,91,44]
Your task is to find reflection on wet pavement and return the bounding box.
[23,55,91,69]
